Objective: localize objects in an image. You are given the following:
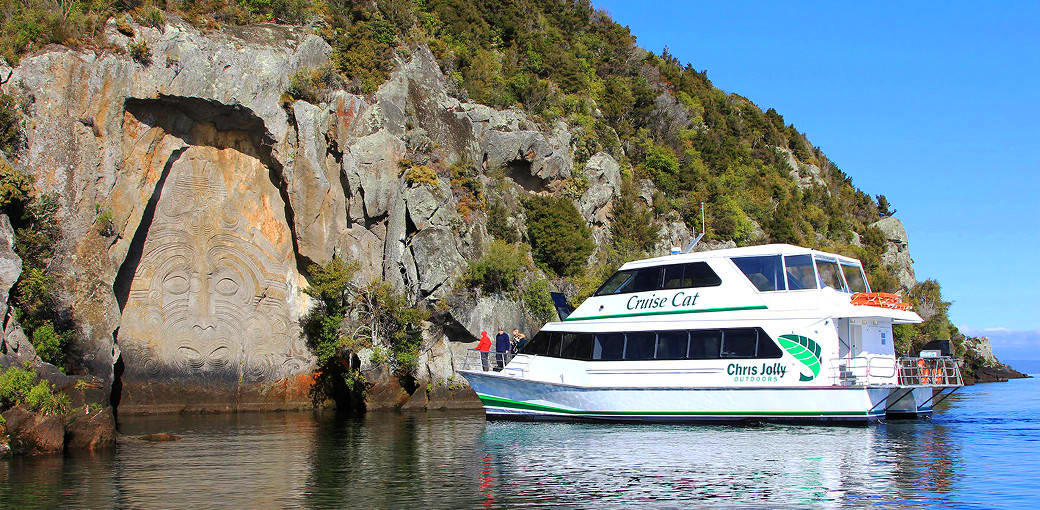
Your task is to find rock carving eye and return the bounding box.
[163,275,190,295]
[214,277,240,296]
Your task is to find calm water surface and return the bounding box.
[2,377,1039,508]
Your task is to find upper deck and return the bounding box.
[560,243,921,329]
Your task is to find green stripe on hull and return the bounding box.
[477,394,879,417]
[563,305,768,322]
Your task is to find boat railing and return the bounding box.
[896,356,963,387]
[827,356,896,386]
[459,349,520,375]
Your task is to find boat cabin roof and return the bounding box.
[619,244,862,271]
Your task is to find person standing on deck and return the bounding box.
[495,329,510,370]
[477,331,492,371]
[512,329,527,353]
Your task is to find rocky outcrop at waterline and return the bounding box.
[961,336,1029,384]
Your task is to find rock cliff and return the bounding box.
[0,17,611,412]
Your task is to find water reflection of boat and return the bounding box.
[461,244,962,423]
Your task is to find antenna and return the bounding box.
[683,202,706,253]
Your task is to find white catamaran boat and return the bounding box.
[460,244,962,423]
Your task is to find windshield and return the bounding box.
[595,271,634,295]
[841,263,869,293]
[733,255,785,291]
[784,254,818,290]
[815,257,847,291]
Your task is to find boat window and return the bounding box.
[815,257,846,291]
[594,270,635,296]
[841,263,869,293]
[689,330,722,359]
[561,333,593,361]
[685,262,723,287]
[623,332,656,360]
[661,264,685,289]
[721,328,757,358]
[655,331,689,360]
[784,254,818,290]
[546,332,563,357]
[757,331,783,358]
[733,255,785,291]
[592,333,625,361]
[520,331,549,355]
[626,267,662,293]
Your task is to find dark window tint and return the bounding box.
[656,331,689,360]
[595,271,635,296]
[757,332,783,358]
[784,254,817,290]
[561,333,593,361]
[546,332,563,357]
[624,332,656,360]
[733,255,785,291]
[625,268,662,293]
[662,264,685,289]
[521,331,549,355]
[685,262,723,287]
[689,330,722,359]
[592,333,625,361]
[722,329,757,358]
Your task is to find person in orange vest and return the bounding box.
[477,331,492,371]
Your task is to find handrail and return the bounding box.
[459,349,520,375]
[896,356,963,387]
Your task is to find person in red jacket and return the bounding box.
[477,331,492,371]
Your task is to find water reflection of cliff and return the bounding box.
[0,411,960,508]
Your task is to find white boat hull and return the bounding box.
[461,370,895,423]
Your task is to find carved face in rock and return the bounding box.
[121,147,307,382]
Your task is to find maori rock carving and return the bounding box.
[119,140,310,394]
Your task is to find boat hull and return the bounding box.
[460,370,893,424]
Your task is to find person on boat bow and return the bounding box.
[495,329,510,370]
[477,331,492,371]
[511,329,527,354]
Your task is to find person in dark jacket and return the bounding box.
[512,329,527,353]
[495,329,510,370]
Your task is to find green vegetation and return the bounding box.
[486,201,520,243]
[524,195,593,277]
[95,204,115,236]
[128,38,151,64]
[893,279,963,356]
[403,163,438,188]
[461,240,526,294]
[302,257,430,405]
[0,363,69,415]
[0,159,32,209]
[609,176,659,259]
[284,65,342,104]
[520,278,554,323]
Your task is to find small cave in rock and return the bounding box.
[504,158,547,192]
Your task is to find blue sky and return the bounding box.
[594,1,1040,360]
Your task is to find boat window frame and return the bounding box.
[732,255,787,292]
[593,262,723,297]
[782,254,819,291]
[839,261,871,293]
[813,255,848,292]
[530,328,782,361]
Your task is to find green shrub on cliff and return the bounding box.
[0,363,69,415]
[521,278,555,323]
[610,176,659,258]
[0,160,32,210]
[462,240,527,294]
[893,279,963,356]
[524,195,594,277]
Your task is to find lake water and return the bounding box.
[2,376,1038,508]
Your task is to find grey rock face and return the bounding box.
[0,214,22,321]
[872,216,917,291]
[963,336,999,367]
[578,152,621,223]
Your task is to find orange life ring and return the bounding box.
[851,292,913,311]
